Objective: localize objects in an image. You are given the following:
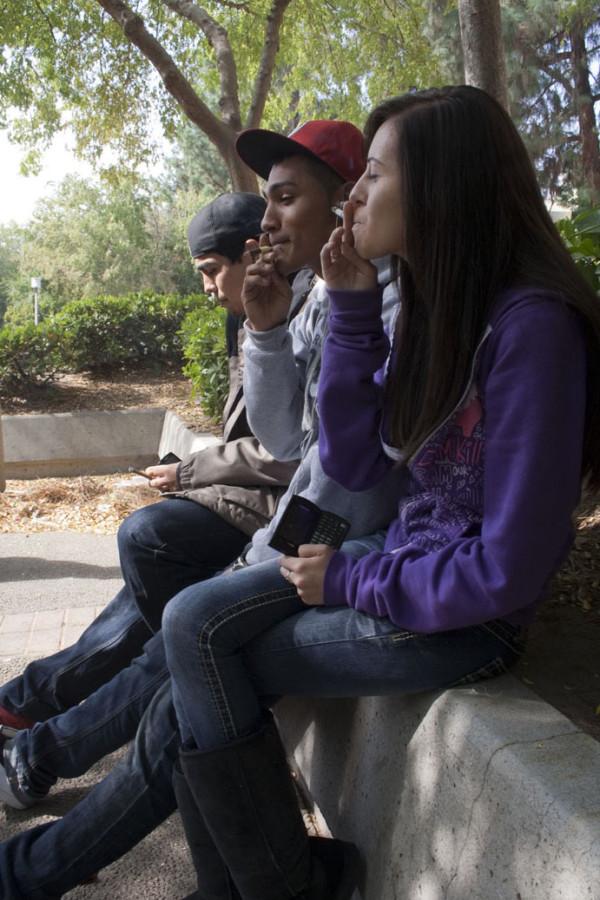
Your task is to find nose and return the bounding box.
[202,274,216,295]
[349,173,366,205]
[261,200,278,234]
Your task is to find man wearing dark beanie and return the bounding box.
[0,192,299,809]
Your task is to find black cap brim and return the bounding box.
[236,129,323,181]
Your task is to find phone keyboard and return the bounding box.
[311,513,350,549]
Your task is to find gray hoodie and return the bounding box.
[243,274,406,565]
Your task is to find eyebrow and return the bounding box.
[194,259,218,273]
[263,180,297,199]
[366,156,383,165]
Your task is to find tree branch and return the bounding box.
[32,0,57,44]
[161,0,242,130]
[530,51,575,99]
[94,0,229,149]
[213,0,253,11]
[246,0,294,129]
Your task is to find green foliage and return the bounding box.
[0,225,25,325]
[10,175,199,308]
[55,292,206,373]
[0,0,440,175]
[0,290,228,414]
[180,305,229,421]
[0,321,63,391]
[557,207,600,293]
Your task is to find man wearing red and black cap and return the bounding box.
[225,120,400,570]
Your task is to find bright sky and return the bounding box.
[0,129,96,226]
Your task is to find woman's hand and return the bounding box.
[280,544,336,606]
[241,236,292,332]
[321,201,377,292]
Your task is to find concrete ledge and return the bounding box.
[277,675,600,900]
[1,408,221,479]
[3,408,167,478]
[158,410,220,460]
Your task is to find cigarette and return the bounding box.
[249,245,272,262]
[331,204,344,220]
[128,466,151,479]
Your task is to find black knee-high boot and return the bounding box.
[173,759,241,899]
[179,713,360,900]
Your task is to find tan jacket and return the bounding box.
[175,437,297,536]
[170,311,302,536]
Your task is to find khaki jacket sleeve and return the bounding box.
[177,437,298,491]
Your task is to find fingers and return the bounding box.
[243,238,260,264]
[279,551,327,606]
[297,543,331,558]
[320,226,344,275]
[342,200,355,246]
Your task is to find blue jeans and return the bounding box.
[0,680,180,899]
[162,546,524,752]
[1,500,248,797]
[0,544,523,897]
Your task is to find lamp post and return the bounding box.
[31,276,42,325]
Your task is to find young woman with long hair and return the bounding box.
[160,86,600,899]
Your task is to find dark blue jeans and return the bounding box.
[1,499,248,797]
[161,551,525,752]
[0,680,180,899]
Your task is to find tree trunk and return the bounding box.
[217,134,259,192]
[96,0,258,191]
[458,0,509,110]
[569,18,600,205]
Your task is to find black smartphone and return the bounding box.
[268,495,351,557]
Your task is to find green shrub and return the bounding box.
[55,291,207,373]
[557,207,600,294]
[0,322,63,392]
[180,305,229,421]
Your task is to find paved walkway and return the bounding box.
[0,531,196,899]
[0,604,105,657]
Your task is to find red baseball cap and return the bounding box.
[236,120,365,184]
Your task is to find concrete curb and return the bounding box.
[1,408,167,478]
[0,408,219,479]
[158,410,220,459]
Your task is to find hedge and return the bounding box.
[0,292,229,422]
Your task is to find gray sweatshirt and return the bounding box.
[243,275,406,565]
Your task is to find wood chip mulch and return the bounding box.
[0,474,162,534]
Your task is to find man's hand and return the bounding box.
[321,201,377,292]
[242,236,292,332]
[280,544,336,606]
[144,463,179,492]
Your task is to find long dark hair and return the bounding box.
[364,86,600,489]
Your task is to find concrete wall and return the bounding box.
[277,675,600,900]
[2,408,167,479]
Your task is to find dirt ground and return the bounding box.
[1,370,599,742]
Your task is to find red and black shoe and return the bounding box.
[0,705,35,731]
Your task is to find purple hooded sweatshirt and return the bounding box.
[318,286,587,633]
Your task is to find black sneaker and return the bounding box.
[0,739,37,810]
